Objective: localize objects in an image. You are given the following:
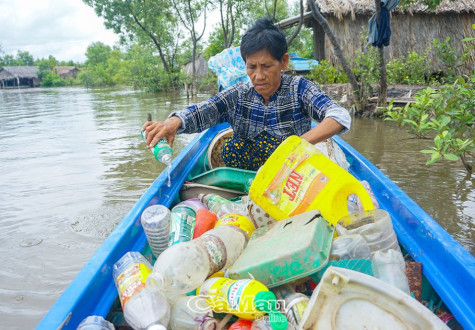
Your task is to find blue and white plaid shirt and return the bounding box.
[171,74,351,140]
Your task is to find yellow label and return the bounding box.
[201,278,267,320]
[216,214,255,237]
[276,161,329,217]
[116,263,151,307]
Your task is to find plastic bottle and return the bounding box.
[372,249,410,295]
[113,252,171,329]
[141,130,173,165]
[329,234,372,260]
[77,315,115,330]
[193,208,218,238]
[197,277,287,329]
[215,213,256,238]
[141,205,171,257]
[169,205,196,246]
[199,193,247,219]
[147,225,248,295]
[272,284,309,327]
[169,296,218,330]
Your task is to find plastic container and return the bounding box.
[330,234,372,260]
[141,205,171,257]
[180,182,246,201]
[337,209,401,254]
[147,225,248,295]
[169,296,218,330]
[197,277,287,328]
[193,208,218,238]
[228,210,333,288]
[206,127,234,169]
[347,180,380,214]
[273,284,309,327]
[249,135,374,226]
[141,130,172,165]
[190,167,257,192]
[168,205,196,246]
[175,198,207,212]
[215,213,256,238]
[372,249,410,294]
[112,252,170,329]
[77,315,115,330]
[300,267,448,330]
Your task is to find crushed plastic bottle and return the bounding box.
[113,252,171,329]
[198,193,247,219]
[372,249,410,295]
[147,225,248,295]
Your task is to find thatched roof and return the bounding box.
[54,66,79,75]
[0,66,39,80]
[315,0,475,20]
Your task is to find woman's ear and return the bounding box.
[281,53,290,70]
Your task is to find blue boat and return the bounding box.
[37,123,475,329]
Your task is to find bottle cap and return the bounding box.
[255,291,288,330]
[161,153,172,165]
[146,272,165,289]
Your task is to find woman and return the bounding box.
[142,18,351,171]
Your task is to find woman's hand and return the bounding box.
[300,117,345,144]
[141,116,182,148]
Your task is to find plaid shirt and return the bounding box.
[171,74,351,140]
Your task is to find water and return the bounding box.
[0,87,473,328]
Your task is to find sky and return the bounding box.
[0,0,120,63]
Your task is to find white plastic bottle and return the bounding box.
[147,225,248,295]
[141,204,171,257]
[170,296,218,330]
[113,252,171,329]
[198,193,247,219]
[372,249,410,295]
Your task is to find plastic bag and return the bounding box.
[208,47,250,90]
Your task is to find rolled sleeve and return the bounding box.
[324,104,351,134]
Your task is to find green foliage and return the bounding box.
[351,38,380,85]
[307,60,348,85]
[40,73,66,87]
[0,50,36,67]
[387,51,429,84]
[384,77,474,173]
[430,37,461,82]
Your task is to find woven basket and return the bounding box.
[207,127,233,169]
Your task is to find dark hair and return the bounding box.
[240,18,288,62]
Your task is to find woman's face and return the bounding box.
[246,49,289,103]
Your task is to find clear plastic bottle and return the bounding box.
[169,205,196,246]
[141,130,173,165]
[147,225,248,295]
[372,249,410,295]
[273,284,309,327]
[141,205,171,257]
[77,315,115,330]
[169,296,218,330]
[198,193,247,219]
[329,234,372,260]
[113,252,171,329]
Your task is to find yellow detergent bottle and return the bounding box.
[249,135,374,226]
[197,277,288,329]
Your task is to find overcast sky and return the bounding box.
[0,0,120,63]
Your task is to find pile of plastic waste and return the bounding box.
[79,136,452,330]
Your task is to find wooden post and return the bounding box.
[312,19,325,61]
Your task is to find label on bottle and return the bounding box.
[197,234,227,276]
[206,194,230,210]
[153,139,173,162]
[169,205,196,246]
[227,279,252,310]
[116,262,151,307]
[285,297,309,326]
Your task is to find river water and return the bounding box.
[0,87,473,329]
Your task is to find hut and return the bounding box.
[54,66,80,79]
[182,53,209,78]
[278,0,475,73]
[0,66,40,88]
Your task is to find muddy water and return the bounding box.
[0,87,472,329]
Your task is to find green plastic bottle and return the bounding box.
[141,130,173,165]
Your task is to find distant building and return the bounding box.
[0,66,40,88]
[54,66,81,79]
[182,53,209,78]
